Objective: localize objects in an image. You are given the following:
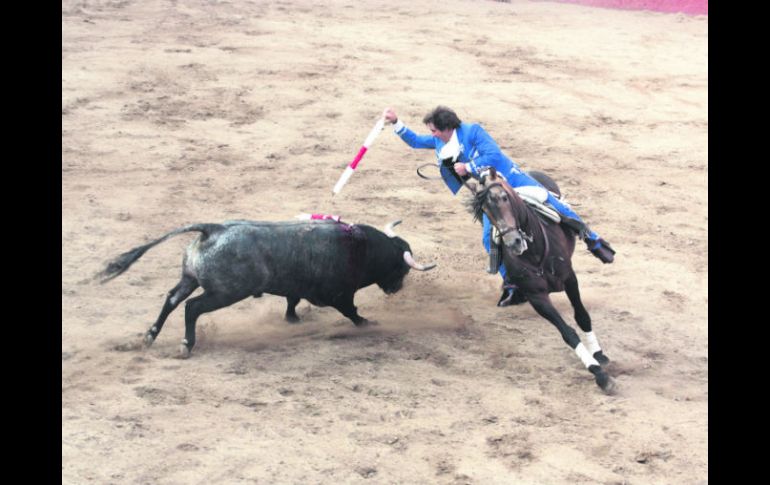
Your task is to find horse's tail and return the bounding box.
[96,223,223,283]
[528,171,561,199]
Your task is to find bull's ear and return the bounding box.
[466,181,477,194]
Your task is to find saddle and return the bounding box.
[512,186,561,223]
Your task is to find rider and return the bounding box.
[383,106,615,307]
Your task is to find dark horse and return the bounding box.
[468,168,616,394]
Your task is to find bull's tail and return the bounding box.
[96,223,222,284]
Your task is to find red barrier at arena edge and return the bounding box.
[550,0,707,15]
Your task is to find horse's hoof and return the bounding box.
[593,351,610,366]
[598,375,618,395]
[355,318,378,327]
[590,365,617,395]
[178,343,191,359]
[285,315,301,324]
[144,333,155,347]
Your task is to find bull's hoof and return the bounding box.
[144,332,155,347]
[354,318,378,327]
[178,343,191,359]
[593,351,610,366]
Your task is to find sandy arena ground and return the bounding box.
[62,1,708,483]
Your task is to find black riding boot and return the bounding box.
[561,216,616,264]
[587,238,615,264]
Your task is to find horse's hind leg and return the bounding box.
[527,292,616,395]
[145,274,199,347]
[564,273,609,365]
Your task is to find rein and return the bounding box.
[416,163,443,180]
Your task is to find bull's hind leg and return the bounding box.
[527,292,616,395]
[179,291,249,358]
[145,275,199,347]
[285,296,301,323]
[564,273,610,366]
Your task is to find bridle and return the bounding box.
[480,181,550,273]
[483,182,526,238]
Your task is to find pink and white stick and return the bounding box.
[332,116,386,195]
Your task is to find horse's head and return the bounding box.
[468,168,531,255]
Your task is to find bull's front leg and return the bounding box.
[285,296,301,323]
[331,292,370,326]
[526,292,617,395]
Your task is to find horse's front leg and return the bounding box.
[527,292,617,395]
[564,273,610,366]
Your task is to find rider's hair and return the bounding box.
[423,106,462,131]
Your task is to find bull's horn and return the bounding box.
[384,220,402,238]
[403,251,436,271]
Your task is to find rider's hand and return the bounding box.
[454,162,468,176]
[383,107,398,124]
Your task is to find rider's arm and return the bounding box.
[393,120,437,149]
[463,124,514,177]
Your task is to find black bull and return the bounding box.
[98,220,435,357]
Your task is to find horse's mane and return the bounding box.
[466,185,492,223]
[466,174,532,227]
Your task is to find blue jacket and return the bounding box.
[392,118,602,246]
[393,120,526,194]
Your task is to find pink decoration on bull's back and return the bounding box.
[295,213,342,223]
[310,214,341,222]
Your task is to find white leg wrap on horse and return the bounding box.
[576,343,600,368]
[583,331,602,355]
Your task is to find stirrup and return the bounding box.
[497,284,527,307]
[487,228,502,274]
[497,288,515,307]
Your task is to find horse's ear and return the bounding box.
[489,167,497,180]
[466,181,477,194]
